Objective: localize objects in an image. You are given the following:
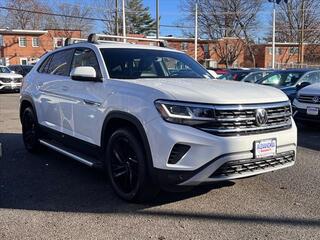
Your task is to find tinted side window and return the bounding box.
[47,49,74,76]
[38,55,52,73]
[71,48,102,78]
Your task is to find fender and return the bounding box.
[101,111,156,180]
[20,95,38,123]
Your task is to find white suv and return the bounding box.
[0,65,23,92]
[20,35,297,202]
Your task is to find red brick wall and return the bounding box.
[0,29,81,65]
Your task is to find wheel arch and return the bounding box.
[20,96,38,123]
[101,111,155,178]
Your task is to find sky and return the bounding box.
[50,0,274,39]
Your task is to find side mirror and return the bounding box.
[296,82,311,91]
[10,71,16,74]
[70,66,101,82]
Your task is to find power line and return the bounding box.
[0,6,112,23]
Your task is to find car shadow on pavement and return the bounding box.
[1,132,319,228]
[0,133,233,213]
[296,123,320,151]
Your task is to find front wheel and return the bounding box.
[106,128,158,202]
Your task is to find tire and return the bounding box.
[22,107,41,153]
[106,128,159,203]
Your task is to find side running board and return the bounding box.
[39,139,97,167]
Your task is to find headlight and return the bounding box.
[154,100,215,125]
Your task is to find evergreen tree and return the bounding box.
[126,0,156,35]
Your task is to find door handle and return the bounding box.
[62,86,69,91]
[83,99,101,107]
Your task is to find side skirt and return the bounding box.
[38,126,104,168]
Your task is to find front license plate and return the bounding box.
[255,139,277,159]
[307,107,319,116]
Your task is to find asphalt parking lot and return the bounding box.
[0,93,319,240]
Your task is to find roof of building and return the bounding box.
[0,29,48,35]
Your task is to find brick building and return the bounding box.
[0,29,247,68]
[0,29,81,65]
[253,42,301,68]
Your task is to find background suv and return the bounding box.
[0,65,23,92]
[293,83,320,123]
[20,35,297,202]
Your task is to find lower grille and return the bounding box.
[211,151,295,178]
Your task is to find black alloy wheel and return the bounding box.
[106,128,158,202]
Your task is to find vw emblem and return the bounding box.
[313,96,319,104]
[255,109,268,126]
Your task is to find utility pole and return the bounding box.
[272,0,276,69]
[194,1,198,61]
[300,0,306,65]
[156,0,160,41]
[122,0,126,42]
[115,0,119,36]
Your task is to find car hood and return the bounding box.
[298,83,320,95]
[131,78,289,104]
[0,73,23,78]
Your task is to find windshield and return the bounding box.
[259,71,306,87]
[242,71,272,83]
[0,66,11,73]
[100,48,212,79]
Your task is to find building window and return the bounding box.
[54,38,66,48]
[20,58,28,65]
[32,37,40,47]
[268,47,282,55]
[0,35,3,47]
[290,47,298,55]
[180,42,188,51]
[203,44,210,59]
[19,37,27,47]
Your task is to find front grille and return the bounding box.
[197,102,292,136]
[298,95,320,104]
[0,78,22,83]
[211,151,295,178]
[13,78,22,83]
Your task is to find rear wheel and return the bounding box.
[22,107,41,152]
[106,128,158,202]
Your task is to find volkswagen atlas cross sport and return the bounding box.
[20,34,297,202]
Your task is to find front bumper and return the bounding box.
[0,82,21,91]
[293,99,320,123]
[146,117,297,186]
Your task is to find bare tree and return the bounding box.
[4,0,51,29]
[181,0,262,67]
[275,0,320,44]
[52,3,93,37]
[98,0,118,35]
[272,0,320,64]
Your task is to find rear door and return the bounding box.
[36,49,75,132]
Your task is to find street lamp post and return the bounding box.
[272,1,276,69]
[194,1,198,61]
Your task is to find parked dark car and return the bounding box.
[8,65,33,77]
[256,69,320,101]
[241,70,273,83]
[218,69,259,81]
